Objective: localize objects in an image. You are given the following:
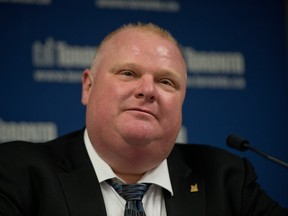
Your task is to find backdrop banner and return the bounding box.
[0,0,287,206]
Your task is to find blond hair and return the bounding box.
[101,22,178,47]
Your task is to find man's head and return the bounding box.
[81,23,187,182]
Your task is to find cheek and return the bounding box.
[87,86,111,115]
[161,95,183,122]
[88,83,129,113]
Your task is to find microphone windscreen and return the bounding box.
[226,134,249,151]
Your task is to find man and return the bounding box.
[0,23,287,216]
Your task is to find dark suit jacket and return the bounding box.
[0,129,287,216]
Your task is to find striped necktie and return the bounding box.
[106,179,150,216]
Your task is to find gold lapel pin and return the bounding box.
[190,183,199,192]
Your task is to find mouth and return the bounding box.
[126,108,157,119]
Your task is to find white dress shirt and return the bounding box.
[84,129,173,216]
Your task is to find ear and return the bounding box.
[81,69,93,106]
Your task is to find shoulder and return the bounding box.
[172,143,242,161]
[0,129,84,165]
[170,143,248,173]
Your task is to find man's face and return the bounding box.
[82,28,186,174]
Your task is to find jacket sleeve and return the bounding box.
[242,158,288,216]
[0,160,25,216]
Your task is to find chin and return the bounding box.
[121,121,158,137]
[122,134,155,146]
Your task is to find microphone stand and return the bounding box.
[244,143,288,169]
[227,134,288,169]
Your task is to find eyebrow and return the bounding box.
[111,62,183,80]
[111,62,139,71]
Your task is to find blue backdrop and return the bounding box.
[1,0,287,207]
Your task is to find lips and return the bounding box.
[126,107,157,119]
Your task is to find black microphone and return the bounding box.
[226,134,288,169]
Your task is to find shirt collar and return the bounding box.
[84,129,174,195]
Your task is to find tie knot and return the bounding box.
[121,184,149,201]
[107,179,149,201]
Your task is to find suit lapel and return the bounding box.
[57,166,106,216]
[54,130,107,216]
[165,146,206,216]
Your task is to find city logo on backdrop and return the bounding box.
[0,119,57,143]
[33,38,96,83]
[0,0,51,5]
[95,0,181,12]
[182,47,245,89]
[1,0,180,12]
[32,37,246,90]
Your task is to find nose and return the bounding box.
[135,76,157,102]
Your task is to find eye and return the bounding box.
[160,78,174,87]
[120,70,135,77]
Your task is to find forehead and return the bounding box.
[98,28,186,72]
